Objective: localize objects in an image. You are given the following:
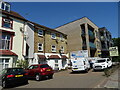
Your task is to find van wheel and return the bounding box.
[35,74,42,81]
[2,81,7,88]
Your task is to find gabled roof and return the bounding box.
[1,9,27,21]
[1,9,67,36]
[29,21,67,36]
[55,17,99,29]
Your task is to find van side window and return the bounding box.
[107,59,110,61]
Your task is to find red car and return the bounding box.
[25,64,54,81]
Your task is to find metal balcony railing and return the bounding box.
[88,30,95,39]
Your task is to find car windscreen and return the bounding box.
[40,64,50,68]
[8,68,24,73]
[96,59,106,63]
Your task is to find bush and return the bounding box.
[16,59,28,69]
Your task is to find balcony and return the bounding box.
[89,42,96,49]
[88,30,95,39]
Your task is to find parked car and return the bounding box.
[0,68,28,88]
[71,58,90,72]
[25,64,54,81]
[93,58,112,71]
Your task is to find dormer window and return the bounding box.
[2,17,13,29]
[1,2,4,10]
[0,1,10,12]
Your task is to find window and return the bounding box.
[51,45,56,52]
[2,17,13,29]
[0,58,9,70]
[51,33,56,39]
[60,46,64,53]
[0,35,11,50]
[40,64,50,68]
[38,43,43,51]
[1,2,10,12]
[55,60,58,67]
[38,30,43,36]
[60,34,64,41]
[1,2,4,10]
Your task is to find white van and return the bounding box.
[71,58,90,72]
[93,58,112,70]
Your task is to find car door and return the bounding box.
[28,65,39,77]
[27,65,34,77]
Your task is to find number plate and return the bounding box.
[15,75,23,77]
[46,69,51,71]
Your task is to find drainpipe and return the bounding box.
[22,21,26,59]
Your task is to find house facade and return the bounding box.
[27,22,68,70]
[0,1,27,71]
[99,27,113,58]
[55,17,101,57]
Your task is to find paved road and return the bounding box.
[1,69,106,89]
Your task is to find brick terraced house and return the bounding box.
[27,21,68,70]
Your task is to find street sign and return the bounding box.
[109,46,119,56]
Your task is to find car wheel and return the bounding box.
[35,74,41,81]
[49,75,53,79]
[24,80,28,84]
[2,81,7,88]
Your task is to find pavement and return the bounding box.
[96,67,120,89]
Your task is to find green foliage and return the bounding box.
[112,38,120,62]
[16,59,28,69]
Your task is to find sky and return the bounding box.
[10,2,118,38]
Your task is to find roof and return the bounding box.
[48,55,60,59]
[61,55,68,59]
[55,17,99,29]
[1,9,27,21]
[29,21,67,36]
[1,9,67,36]
[38,55,46,59]
[0,50,18,56]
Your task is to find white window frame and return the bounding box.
[60,46,64,53]
[38,30,43,36]
[51,33,56,39]
[1,35,11,50]
[0,58,9,70]
[38,43,43,51]
[55,60,59,68]
[1,2,10,12]
[51,45,56,52]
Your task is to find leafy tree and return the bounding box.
[112,38,120,62]
[16,59,29,69]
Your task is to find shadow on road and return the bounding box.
[1,82,29,89]
[70,71,88,74]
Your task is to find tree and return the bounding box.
[16,59,29,69]
[112,38,120,62]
